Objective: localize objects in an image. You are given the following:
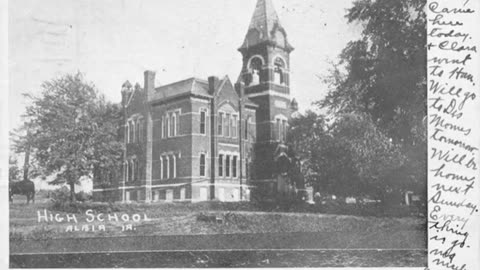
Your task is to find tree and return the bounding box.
[16,72,123,202]
[315,0,427,200]
[318,0,427,145]
[331,114,406,202]
[9,156,20,182]
[288,112,406,202]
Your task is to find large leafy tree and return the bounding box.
[318,0,427,145]
[288,112,406,202]
[15,73,123,202]
[314,0,427,199]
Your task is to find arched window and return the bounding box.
[159,156,163,180]
[218,112,224,136]
[124,161,128,182]
[129,121,134,143]
[274,58,286,85]
[163,156,168,179]
[170,112,175,137]
[171,155,176,178]
[135,120,140,143]
[133,160,136,181]
[161,116,165,139]
[165,115,169,138]
[175,111,180,136]
[249,57,263,85]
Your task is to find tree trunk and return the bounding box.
[23,134,31,182]
[69,181,76,203]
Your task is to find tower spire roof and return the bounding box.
[239,0,293,52]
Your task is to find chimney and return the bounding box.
[235,82,245,98]
[144,70,156,100]
[208,76,219,95]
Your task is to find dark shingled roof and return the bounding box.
[150,77,211,102]
[239,0,293,51]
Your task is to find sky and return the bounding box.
[8,0,361,131]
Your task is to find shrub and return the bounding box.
[75,191,92,202]
[49,187,119,213]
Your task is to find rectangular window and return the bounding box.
[282,120,287,141]
[232,115,237,138]
[244,119,248,139]
[225,114,230,137]
[225,155,230,177]
[175,111,180,136]
[218,154,223,177]
[232,156,237,178]
[128,161,133,182]
[200,154,206,176]
[200,110,206,134]
[218,112,224,136]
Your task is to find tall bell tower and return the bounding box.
[239,0,297,195]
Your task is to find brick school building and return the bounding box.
[93,0,303,203]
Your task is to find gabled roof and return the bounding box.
[150,77,211,102]
[239,0,293,51]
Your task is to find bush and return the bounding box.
[75,191,92,202]
[49,186,119,213]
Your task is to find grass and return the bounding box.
[10,199,426,246]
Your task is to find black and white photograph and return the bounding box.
[3,0,478,268]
